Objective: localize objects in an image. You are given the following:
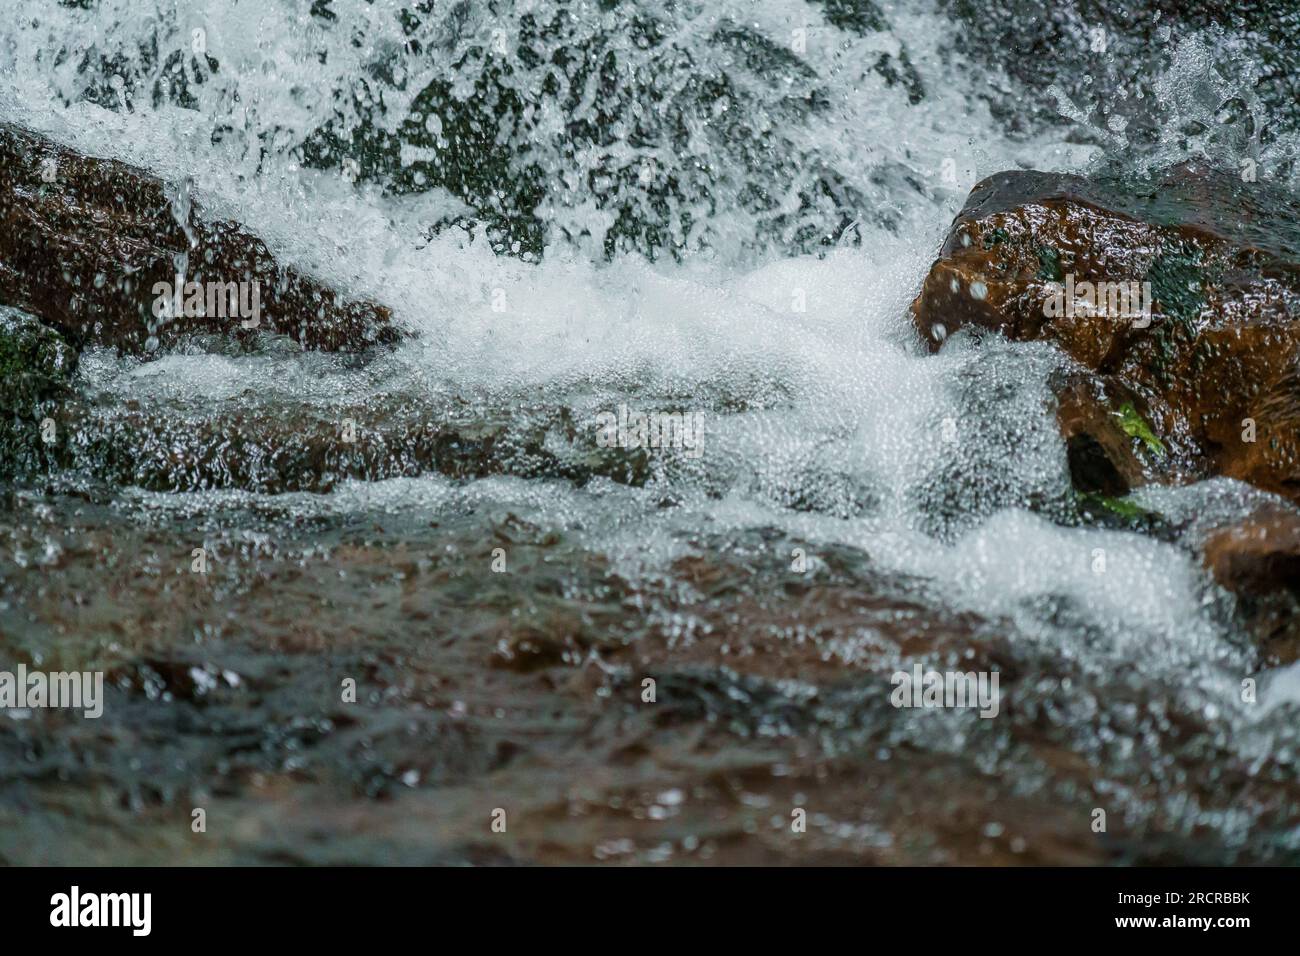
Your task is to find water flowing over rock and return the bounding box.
[912,162,1300,664]
[33,396,654,494]
[0,123,399,354]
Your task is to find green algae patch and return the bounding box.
[1082,493,1147,520]
[1035,245,1064,282]
[1147,248,1206,322]
[1077,491,1166,534]
[1113,402,1166,458]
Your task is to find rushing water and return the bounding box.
[1,1,1298,863]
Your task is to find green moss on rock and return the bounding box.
[1077,492,1166,534]
[1112,402,1166,458]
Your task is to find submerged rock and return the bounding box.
[0,123,399,354]
[911,163,1300,503]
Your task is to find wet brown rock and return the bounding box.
[911,163,1300,502]
[0,123,400,353]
